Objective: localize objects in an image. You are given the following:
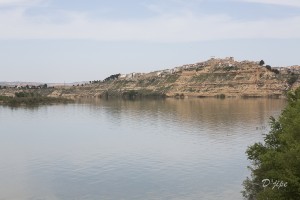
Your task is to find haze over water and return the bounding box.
[0,98,286,200]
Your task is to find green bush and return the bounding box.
[259,60,265,66]
[224,66,238,71]
[265,65,271,70]
[271,69,280,74]
[15,92,32,97]
[242,87,300,199]
[287,74,299,85]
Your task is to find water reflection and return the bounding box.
[78,97,285,135]
[0,98,286,200]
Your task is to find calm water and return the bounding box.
[0,98,286,200]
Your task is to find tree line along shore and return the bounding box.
[0,92,73,107]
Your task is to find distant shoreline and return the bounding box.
[0,92,73,107]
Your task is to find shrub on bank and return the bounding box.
[242,87,300,200]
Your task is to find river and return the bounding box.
[0,98,286,200]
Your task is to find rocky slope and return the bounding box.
[1,57,299,99]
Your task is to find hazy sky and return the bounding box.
[0,0,300,83]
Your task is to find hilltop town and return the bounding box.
[1,57,300,99]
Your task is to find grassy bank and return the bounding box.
[0,92,73,107]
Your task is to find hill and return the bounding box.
[1,57,300,99]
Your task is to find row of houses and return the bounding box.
[272,66,300,74]
[114,57,300,81]
[13,84,48,89]
[115,58,235,80]
[118,68,180,80]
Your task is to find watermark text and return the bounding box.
[262,179,288,190]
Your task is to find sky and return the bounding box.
[0,0,299,83]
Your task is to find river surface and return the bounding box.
[0,98,286,200]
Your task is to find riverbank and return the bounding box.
[0,92,74,107]
[0,86,289,101]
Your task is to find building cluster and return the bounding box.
[102,57,300,82]
[272,65,300,75]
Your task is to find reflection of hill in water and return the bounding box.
[78,98,286,136]
[0,98,288,200]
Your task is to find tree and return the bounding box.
[271,69,280,74]
[243,87,300,199]
[265,65,271,70]
[287,74,299,86]
[259,60,265,66]
[104,73,121,82]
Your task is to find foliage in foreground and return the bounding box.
[0,92,73,107]
[242,87,300,199]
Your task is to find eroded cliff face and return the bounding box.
[1,58,299,99]
[82,57,298,99]
[163,58,291,98]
